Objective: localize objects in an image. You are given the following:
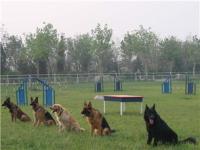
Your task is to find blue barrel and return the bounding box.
[163,81,170,93]
[188,82,194,94]
[115,80,122,91]
[95,81,102,92]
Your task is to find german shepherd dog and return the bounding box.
[2,97,31,122]
[144,104,196,146]
[30,97,56,126]
[50,104,85,132]
[81,101,115,136]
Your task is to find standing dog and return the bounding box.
[81,101,115,136]
[2,97,31,122]
[30,97,56,126]
[50,104,85,132]
[144,104,196,146]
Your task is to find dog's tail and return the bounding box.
[45,112,56,125]
[179,137,197,144]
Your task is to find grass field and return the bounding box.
[1,81,200,150]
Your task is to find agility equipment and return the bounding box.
[114,76,122,91]
[162,76,172,94]
[16,77,55,106]
[185,75,196,95]
[95,76,104,92]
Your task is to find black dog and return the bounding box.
[144,104,196,146]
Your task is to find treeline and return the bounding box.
[1,23,200,75]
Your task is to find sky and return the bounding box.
[1,0,200,42]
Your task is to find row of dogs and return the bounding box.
[2,97,114,136]
[2,97,197,146]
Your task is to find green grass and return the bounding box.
[1,81,200,150]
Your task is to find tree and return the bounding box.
[26,23,58,75]
[159,36,182,72]
[57,34,67,74]
[75,34,93,73]
[1,43,7,74]
[121,25,159,73]
[17,46,36,74]
[66,34,93,73]
[2,35,23,73]
[182,36,200,74]
[91,23,114,73]
[191,36,200,74]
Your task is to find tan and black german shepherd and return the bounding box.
[81,101,115,136]
[30,97,56,126]
[2,97,31,122]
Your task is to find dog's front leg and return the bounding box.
[14,116,17,122]
[91,127,95,136]
[98,128,103,136]
[147,133,153,145]
[11,114,14,122]
[153,138,158,146]
[36,120,41,127]
[58,124,62,132]
[33,118,38,126]
[58,127,62,132]
[59,122,66,132]
[57,122,62,132]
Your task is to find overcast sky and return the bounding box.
[1,0,199,41]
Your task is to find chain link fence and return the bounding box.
[1,72,200,85]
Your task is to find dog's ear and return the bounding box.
[145,104,149,110]
[58,105,63,113]
[88,101,92,108]
[84,101,87,106]
[30,97,33,102]
[152,104,155,110]
[35,97,38,103]
[6,97,10,102]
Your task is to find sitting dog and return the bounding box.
[144,104,196,146]
[81,101,115,136]
[2,97,31,122]
[50,104,85,132]
[30,97,56,126]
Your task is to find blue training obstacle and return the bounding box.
[114,76,122,91]
[35,78,55,106]
[16,79,28,105]
[185,75,196,95]
[16,77,55,106]
[162,76,172,94]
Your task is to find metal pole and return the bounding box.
[140,102,143,114]
[120,102,123,116]
[103,100,106,114]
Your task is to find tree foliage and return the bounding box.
[92,23,114,73]
[1,23,200,75]
[25,23,58,74]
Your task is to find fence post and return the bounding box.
[76,74,79,84]
[54,74,56,84]
[152,73,155,80]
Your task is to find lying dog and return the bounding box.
[50,104,85,132]
[144,104,196,146]
[2,97,31,122]
[30,97,56,126]
[81,101,115,136]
